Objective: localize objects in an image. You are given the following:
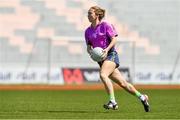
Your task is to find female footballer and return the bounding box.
[84,6,150,112]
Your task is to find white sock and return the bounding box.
[139,95,146,101]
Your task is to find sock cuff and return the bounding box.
[135,91,142,98]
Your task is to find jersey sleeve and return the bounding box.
[105,22,118,38]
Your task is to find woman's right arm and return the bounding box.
[87,44,92,55]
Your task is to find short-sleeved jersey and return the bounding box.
[85,21,118,51]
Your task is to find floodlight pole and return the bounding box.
[47,38,52,84]
[24,37,38,74]
[131,41,136,84]
[170,48,180,80]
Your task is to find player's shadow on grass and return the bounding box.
[15,110,114,113]
[47,110,110,113]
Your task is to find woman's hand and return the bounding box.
[101,37,117,60]
[102,48,108,60]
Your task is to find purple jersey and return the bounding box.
[85,21,118,50]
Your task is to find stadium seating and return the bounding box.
[0,0,179,68]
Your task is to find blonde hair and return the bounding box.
[90,6,105,21]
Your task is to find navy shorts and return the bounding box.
[98,51,120,68]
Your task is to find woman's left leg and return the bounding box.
[99,60,119,109]
[109,68,150,112]
[109,68,140,96]
[100,60,116,102]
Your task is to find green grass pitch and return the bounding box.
[0,89,180,119]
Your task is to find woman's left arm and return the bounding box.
[106,37,117,51]
[102,37,117,57]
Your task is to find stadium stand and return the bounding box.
[0,0,179,84]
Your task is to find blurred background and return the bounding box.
[0,0,179,85]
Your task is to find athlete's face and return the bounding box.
[88,9,98,22]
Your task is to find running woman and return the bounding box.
[84,6,150,112]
